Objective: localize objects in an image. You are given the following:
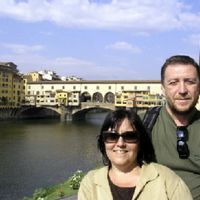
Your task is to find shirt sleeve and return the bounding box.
[78,173,94,200]
[170,177,193,200]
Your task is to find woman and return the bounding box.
[78,109,192,200]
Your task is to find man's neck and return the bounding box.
[166,106,196,126]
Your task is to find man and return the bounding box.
[149,55,200,199]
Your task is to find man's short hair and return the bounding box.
[161,55,200,84]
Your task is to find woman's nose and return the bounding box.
[116,136,126,146]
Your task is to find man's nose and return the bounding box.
[179,82,188,94]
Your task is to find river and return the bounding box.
[0,112,108,200]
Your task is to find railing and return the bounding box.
[81,102,115,110]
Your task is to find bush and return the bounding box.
[69,170,84,190]
[33,188,48,200]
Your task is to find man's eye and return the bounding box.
[186,80,196,85]
[168,81,177,85]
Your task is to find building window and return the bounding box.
[134,86,137,90]
[147,86,150,90]
[73,86,76,90]
[108,86,111,90]
[28,86,31,89]
[62,86,65,89]
[121,86,124,90]
[41,86,44,89]
[51,86,54,89]
[96,86,99,90]
[84,86,87,90]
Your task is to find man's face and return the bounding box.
[162,64,200,114]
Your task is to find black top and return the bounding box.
[108,175,135,200]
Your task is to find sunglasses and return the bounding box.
[176,127,189,159]
[102,130,139,143]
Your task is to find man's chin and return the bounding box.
[172,105,194,115]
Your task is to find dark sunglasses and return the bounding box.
[102,130,139,143]
[176,127,189,159]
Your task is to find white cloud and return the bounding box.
[106,41,141,53]
[2,43,44,54]
[0,0,199,32]
[0,42,140,79]
[0,52,139,80]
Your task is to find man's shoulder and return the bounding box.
[142,106,162,135]
[194,109,200,119]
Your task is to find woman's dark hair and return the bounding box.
[97,109,155,166]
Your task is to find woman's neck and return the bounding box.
[109,164,141,187]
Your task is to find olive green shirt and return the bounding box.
[152,106,200,199]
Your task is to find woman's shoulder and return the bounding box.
[80,166,109,188]
[145,162,186,186]
[142,163,188,188]
[141,163,192,199]
[82,166,108,181]
[148,162,178,177]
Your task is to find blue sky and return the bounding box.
[0,0,200,80]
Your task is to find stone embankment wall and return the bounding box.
[0,107,60,120]
[0,108,19,120]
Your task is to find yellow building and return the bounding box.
[55,90,70,106]
[26,72,43,82]
[115,90,164,108]
[0,62,24,108]
[55,90,80,107]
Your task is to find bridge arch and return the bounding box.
[92,92,103,103]
[72,107,111,121]
[104,92,115,103]
[80,92,91,102]
[15,106,60,119]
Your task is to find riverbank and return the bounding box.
[22,170,81,200]
[60,195,77,200]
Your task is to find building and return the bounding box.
[115,90,163,108]
[25,72,43,82]
[62,75,83,81]
[38,70,61,81]
[25,80,165,108]
[0,62,24,107]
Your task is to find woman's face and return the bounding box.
[104,118,139,170]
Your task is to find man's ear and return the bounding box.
[199,82,200,93]
[161,84,166,97]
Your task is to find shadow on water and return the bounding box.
[0,111,109,200]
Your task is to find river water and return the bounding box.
[0,112,108,200]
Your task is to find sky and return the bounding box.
[0,0,200,80]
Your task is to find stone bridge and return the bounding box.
[14,102,116,121]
